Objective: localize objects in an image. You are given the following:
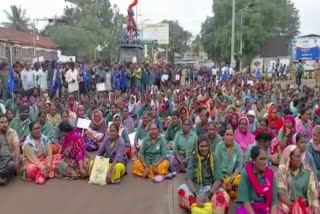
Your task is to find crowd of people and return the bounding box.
[1,60,320,214]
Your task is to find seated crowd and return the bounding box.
[1,82,320,214]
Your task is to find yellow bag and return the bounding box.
[88,156,109,185]
[191,203,212,214]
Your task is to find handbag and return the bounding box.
[88,156,110,185]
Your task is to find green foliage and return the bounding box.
[2,5,31,31]
[47,0,125,62]
[161,20,192,62]
[191,35,202,57]
[201,0,300,65]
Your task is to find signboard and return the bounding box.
[143,23,169,45]
[295,36,320,60]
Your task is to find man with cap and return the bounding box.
[247,110,259,134]
[0,114,20,171]
[10,105,31,144]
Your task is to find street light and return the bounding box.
[33,18,66,58]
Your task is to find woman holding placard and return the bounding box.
[94,124,127,184]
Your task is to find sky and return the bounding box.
[0,0,319,36]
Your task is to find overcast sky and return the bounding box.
[0,0,319,36]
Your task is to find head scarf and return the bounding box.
[195,138,214,185]
[90,109,107,132]
[76,105,86,118]
[128,95,136,113]
[179,106,189,118]
[245,156,274,212]
[277,145,312,210]
[113,114,125,137]
[68,95,78,113]
[235,117,255,154]
[268,105,283,134]
[283,115,296,135]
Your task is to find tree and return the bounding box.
[161,20,192,62]
[2,5,31,31]
[46,0,125,62]
[191,35,202,57]
[201,0,300,65]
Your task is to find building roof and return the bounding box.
[297,34,320,38]
[258,36,290,58]
[0,27,58,50]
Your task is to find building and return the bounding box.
[0,27,59,65]
[252,36,291,71]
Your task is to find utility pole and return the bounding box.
[231,0,236,68]
[33,18,66,58]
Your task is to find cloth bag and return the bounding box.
[191,203,212,214]
[88,156,109,185]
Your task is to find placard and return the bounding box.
[129,132,135,147]
[175,74,180,81]
[96,83,106,91]
[77,118,91,129]
[161,74,169,82]
[132,57,137,63]
[247,80,254,86]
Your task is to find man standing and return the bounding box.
[296,60,304,89]
[65,62,79,99]
[21,62,35,96]
[315,59,320,87]
[0,114,20,172]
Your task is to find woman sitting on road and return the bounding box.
[21,122,61,184]
[171,118,197,173]
[132,122,170,182]
[177,135,229,212]
[236,145,278,214]
[215,128,243,201]
[84,109,107,152]
[95,124,127,184]
[277,145,320,214]
[55,122,89,179]
[235,117,255,156]
[112,114,131,158]
[306,125,320,181]
[134,112,151,152]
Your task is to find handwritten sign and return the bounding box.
[77,118,91,129]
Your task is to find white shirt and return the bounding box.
[65,69,79,93]
[21,69,35,90]
[39,70,48,90]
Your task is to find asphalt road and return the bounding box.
[1,162,183,214]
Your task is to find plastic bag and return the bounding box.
[289,197,308,214]
[88,156,109,185]
[191,203,212,214]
